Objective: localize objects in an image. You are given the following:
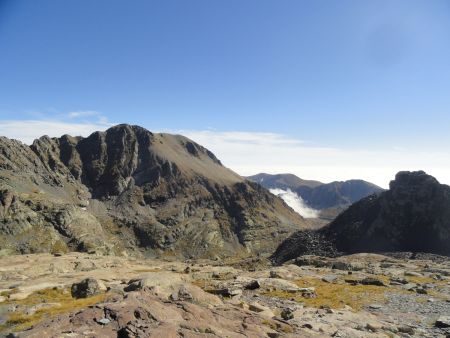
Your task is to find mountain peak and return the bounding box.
[0,125,310,258]
[390,170,440,190]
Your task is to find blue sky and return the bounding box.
[1,0,450,187]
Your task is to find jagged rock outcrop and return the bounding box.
[247,173,383,220]
[272,171,450,264]
[0,124,309,258]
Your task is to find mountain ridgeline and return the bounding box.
[247,173,384,220]
[272,171,450,264]
[0,124,310,258]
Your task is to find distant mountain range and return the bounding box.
[0,124,311,258]
[272,171,450,264]
[247,173,384,220]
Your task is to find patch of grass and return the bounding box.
[50,239,69,255]
[133,268,162,273]
[0,290,13,297]
[0,287,110,333]
[261,319,293,333]
[191,279,230,297]
[261,319,277,330]
[406,275,446,285]
[263,277,388,311]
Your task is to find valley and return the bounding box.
[1,126,449,337]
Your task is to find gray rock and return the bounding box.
[281,308,294,320]
[404,271,423,277]
[322,275,338,283]
[360,277,385,286]
[390,277,408,285]
[176,285,193,301]
[71,278,104,298]
[97,318,111,325]
[397,325,414,335]
[245,280,261,290]
[436,316,450,328]
[402,283,417,291]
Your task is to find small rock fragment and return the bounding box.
[368,304,383,310]
[245,280,260,290]
[397,325,414,335]
[177,285,193,301]
[360,277,385,286]
[436,316,450,328]
[97,318,111,325]
[281,308,294,320]
[405,271,423,277]
[322,275,338,283]
[366,322,382,332]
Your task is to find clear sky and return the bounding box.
[1,0,450,187]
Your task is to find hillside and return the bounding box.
[272,171,450,264]
[0,124,310,258]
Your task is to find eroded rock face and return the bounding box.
[272,171,450,264]
[0,125,309,258]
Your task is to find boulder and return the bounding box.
[322,275,338,283]
[71,278,105,298]
[360,277,385,287]
[169,285,193,301]
[281,308,294,320]
[435,316,450,328]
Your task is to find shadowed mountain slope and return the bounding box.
[272,171,450,264]
[0,124,310,258]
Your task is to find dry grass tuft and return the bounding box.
[264,277,388,311]
[0,287,110,333]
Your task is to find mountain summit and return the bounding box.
[0,124,309,258]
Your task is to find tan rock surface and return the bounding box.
[0,253,449,337]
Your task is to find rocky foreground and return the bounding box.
[1,253,450,337]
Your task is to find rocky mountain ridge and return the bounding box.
[272,171,450,264]
[247,173,384,221]
[0,124,310,258]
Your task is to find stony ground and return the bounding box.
[0,252,449,337]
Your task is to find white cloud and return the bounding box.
[0,119,112,145]
[0,110,115,144]
[67,111,100,118]
[269,188,319,218]
[180,130,450,188]
[1,119,449,189]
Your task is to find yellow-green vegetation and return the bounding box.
[406,275,444,285]
[191,279,219,293]
[134,268,162,273]
[0,290,13,299]
[261,319,293,333]
[264,277,388,311]
[403,275,449,301]
[0,287,110,333]
[50,239,69,254]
